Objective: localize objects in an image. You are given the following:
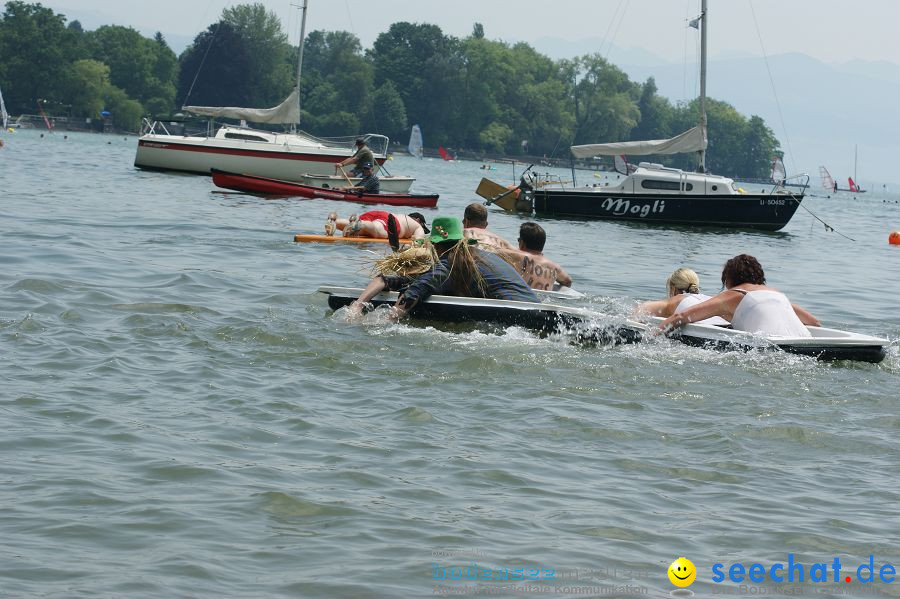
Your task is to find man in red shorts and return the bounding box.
[325,211,429,248]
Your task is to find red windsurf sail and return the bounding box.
[848,177,860,192]
[438,146,452,161]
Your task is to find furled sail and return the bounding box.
[408,124,423,159]
[570,125,707,158]
[183,88,300,125]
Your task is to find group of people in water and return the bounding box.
[326,142,819,337]
[334,204,820,338]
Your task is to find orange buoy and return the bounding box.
[890,231,900,245]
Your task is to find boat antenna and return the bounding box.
[697,0,707,173]
[292,0,309,133]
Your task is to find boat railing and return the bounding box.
[771,173,810,194]
[533,172,570,188]
[304,133,390,156]
[140,118,171,136]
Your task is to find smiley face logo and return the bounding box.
[668,557,696,587]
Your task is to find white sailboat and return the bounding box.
[408,124,424,159]
[133,1,413,192]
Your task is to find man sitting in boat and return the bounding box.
[335,138,375,177]
[325,210,428,243]
[635,267,728,325]
[462,203,515,250]
[497,222,573,291]
[347,216,538,319]
[340,162,380,194]
[658,254,820,336]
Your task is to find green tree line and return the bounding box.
[0,1,779,177]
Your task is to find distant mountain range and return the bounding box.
[532,37,899,187]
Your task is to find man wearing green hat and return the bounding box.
[349,216,538,319]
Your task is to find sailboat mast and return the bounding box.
[292,0,309,131]
[698,0,708,172]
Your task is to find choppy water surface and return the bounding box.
[1,131,898,598]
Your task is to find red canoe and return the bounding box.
[211,169,439,208]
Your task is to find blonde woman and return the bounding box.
[636,267,729,325]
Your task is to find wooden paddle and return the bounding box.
[337,165,354,187]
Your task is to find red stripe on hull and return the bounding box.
[211,170,437,208]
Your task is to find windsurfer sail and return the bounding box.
[438,146,453,161]
[0,83,8,130]
[408,124,423,159]
[819,166,836,192]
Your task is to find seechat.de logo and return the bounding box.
[711,555,896,584]
[668,557,697,587]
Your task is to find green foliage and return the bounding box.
[369,22,465,144]
[103,85,143,132]
[222,3,292,106]
[66,59,109,118]
[177,22,253,107]
[629,77,671,142]
[0,0,783,172]
[0,1,78,112]
[479,121,513,154]
[303,30,373,117]
[571,54,641,145]
[367,81,407,141]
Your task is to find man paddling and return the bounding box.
[339,162,380,194]
[347,216,538,319]
[335,137,375,177]
[461,203,515,250]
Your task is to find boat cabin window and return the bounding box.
[641,179,692,191]
[224,133,270,142]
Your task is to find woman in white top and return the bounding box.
[636,267,729,325]
[659,255,820,337]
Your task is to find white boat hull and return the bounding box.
[298,174,415,193]
[134,133,378,179]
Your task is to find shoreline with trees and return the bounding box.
[0,1,780,178]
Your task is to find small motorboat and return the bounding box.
[318,286,889,363]
[212,169,438,208]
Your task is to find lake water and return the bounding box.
[1,130,898,598]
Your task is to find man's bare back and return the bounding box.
[502,250,572,290]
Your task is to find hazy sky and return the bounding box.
[38,0,900,66]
